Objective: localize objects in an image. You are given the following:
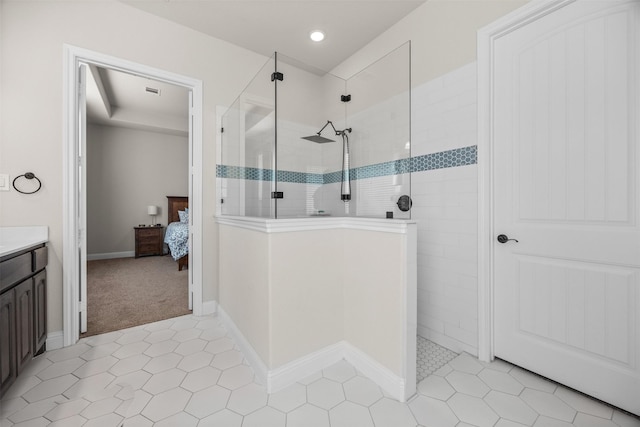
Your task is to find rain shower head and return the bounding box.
[301,120,350,144]
[301,134,336,143]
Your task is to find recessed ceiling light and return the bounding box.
[310,31,325,42]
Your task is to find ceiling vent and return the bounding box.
[145,86,161,96]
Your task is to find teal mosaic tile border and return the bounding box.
[216,165,324,183]
[216,165,273,181]
[413,145,476,172]
[217,145,477,183]
[278,170,324,184]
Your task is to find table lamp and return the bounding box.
[147,205,158,226]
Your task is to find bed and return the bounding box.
[164,196,189,271]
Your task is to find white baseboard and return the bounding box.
[218,305,409,399]
[46,331,64,350]
[218,306,268,387]
[344,342,408,402]
[268,342,344,393]
[202,300,218,315]
[87,251,135,261]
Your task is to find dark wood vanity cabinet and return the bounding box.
[0,244,47,398]
[0,289,17,397]
[15,279,33,375]
[33,270,47,355]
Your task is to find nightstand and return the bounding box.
[134,226,164,258]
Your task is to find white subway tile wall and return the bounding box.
[411,62,479,355]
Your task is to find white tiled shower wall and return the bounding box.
[412,62,479,355]
[276,89,412,219]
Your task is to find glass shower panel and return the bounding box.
[220,55,276,218]
[274,53,347,218]
[345,42,411,219]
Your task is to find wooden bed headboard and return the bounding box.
[166,196,188,224]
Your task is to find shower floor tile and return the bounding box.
[416,335,458,382]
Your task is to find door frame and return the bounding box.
[62,45,204,347]
[477,0,577,362]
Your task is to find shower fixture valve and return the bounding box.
[396,195,412,212]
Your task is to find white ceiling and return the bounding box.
[122,0,426,73]
[89,0,426,134]
[86,65,190,135]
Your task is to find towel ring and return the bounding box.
[12,172,42,194]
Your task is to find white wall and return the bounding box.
[0,0,268,334]
[269,229,345,367]
[86,124,188,256]
[342,228,406,372]
[332,0,528,85]
[219,225,271,364]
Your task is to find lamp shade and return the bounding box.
[147,205,158,216]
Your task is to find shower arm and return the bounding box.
[317,120,352,137]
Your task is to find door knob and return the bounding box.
[497,234,518,243]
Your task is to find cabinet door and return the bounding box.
[33,271,47,354]
[0,290,17,397]
[15,280,33,375]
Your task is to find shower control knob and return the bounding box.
[396,195,412,212]
[497,234,518,244]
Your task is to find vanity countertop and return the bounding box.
[0,226,49,258]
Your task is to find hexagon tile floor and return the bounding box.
[1,314,639,427]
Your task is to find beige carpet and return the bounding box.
[82,255,191,337]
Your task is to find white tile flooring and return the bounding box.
[1,314,639,427]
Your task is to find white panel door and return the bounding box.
[493,0,640,415]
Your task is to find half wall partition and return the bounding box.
[216,43,416,401]
[218,43,411,219]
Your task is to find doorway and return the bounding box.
[479,0,639,415]
[63,45,204,346]
[82,65,191,336]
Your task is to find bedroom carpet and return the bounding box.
[82,255,190,337]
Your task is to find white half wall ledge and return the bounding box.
[215,215,417,234]
[218,306,412,402]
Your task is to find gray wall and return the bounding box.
[86,124,188,256]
